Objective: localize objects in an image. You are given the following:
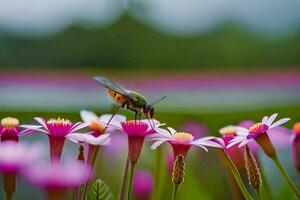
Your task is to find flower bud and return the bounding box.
[77,145,85,162]
[172,155,185,186]
[245,145,261,190]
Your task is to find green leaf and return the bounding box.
[87,179,113,200]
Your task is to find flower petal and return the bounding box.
[98,114,125,130]
[167,127,177,135]
[266,113,278,126]
[154,128,174,139]
[34,117,49,131]
[235,127,249,136]
[262,116,268,124]
[67,133,111,145]
[269,118,290,129]
[238,140,250,148]
[70,122,89,133]
[192,143,208,152]
[19,125,48,134]
[150,139,169,150]
[80,110,98,123]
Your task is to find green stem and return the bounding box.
[153,146,164,200]
[271,155,300,199]
[127,162,136,200]
[255,188,262,200]
[172,184,178,200]
[119,158,129,200]
[221,150,254,200]
[81,146,100,200]
[259,165,273,200]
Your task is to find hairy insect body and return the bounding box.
[107,89,146,113]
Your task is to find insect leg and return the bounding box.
[103,105,121,132]
[138,112,142,121]
[134,111,138,124]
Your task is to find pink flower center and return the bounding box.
[46,117,73,137]
[173,132,194,144]
[247,122,269,139]
[121,120,149,137]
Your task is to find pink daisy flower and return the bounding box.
[133,170,153,200]
[24,160,91,200]
[28,117,88,161]
[148,127,222,159]
[217,125,245,171]
[99,117,162,164]
[0,142,44,200]
[228,113,290,157]
[0,117,35,142]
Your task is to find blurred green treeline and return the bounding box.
[0,16,299,69]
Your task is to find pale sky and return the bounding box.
[0,0,299,37]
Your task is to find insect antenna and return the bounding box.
[150,96,167,106]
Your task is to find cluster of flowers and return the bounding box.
[0,110,300,200]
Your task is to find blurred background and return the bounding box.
[0,0,300,199]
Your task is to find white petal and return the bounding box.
[262,116,269,124]
[147,134,167,141]
[195,140,223,148]
[20,124,48,134]
[192,136,216,142]
[192,143,208,152]
[66,133,111,145]
[238,140,250,148]
[70,122,89,133]
[80,110,98,123]
[140,119,161,127]
[167,127,177,135]
[150,139,168,150]
[266,113,278,126]
[235,127,249,136]
[153,128,174,139]
[212,137,225,148]
[269,118,290,129]
[34,117,49,131]
[98,114,125,130]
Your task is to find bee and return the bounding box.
[94,76,166,121]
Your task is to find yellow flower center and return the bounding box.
[47,117,71,125]
[1,117,19,128]
[249,123,263,133]
[173,132,194,143]
[219,126,237,135]
[90,120,106,133]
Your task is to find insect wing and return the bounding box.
[94,76,138,101]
